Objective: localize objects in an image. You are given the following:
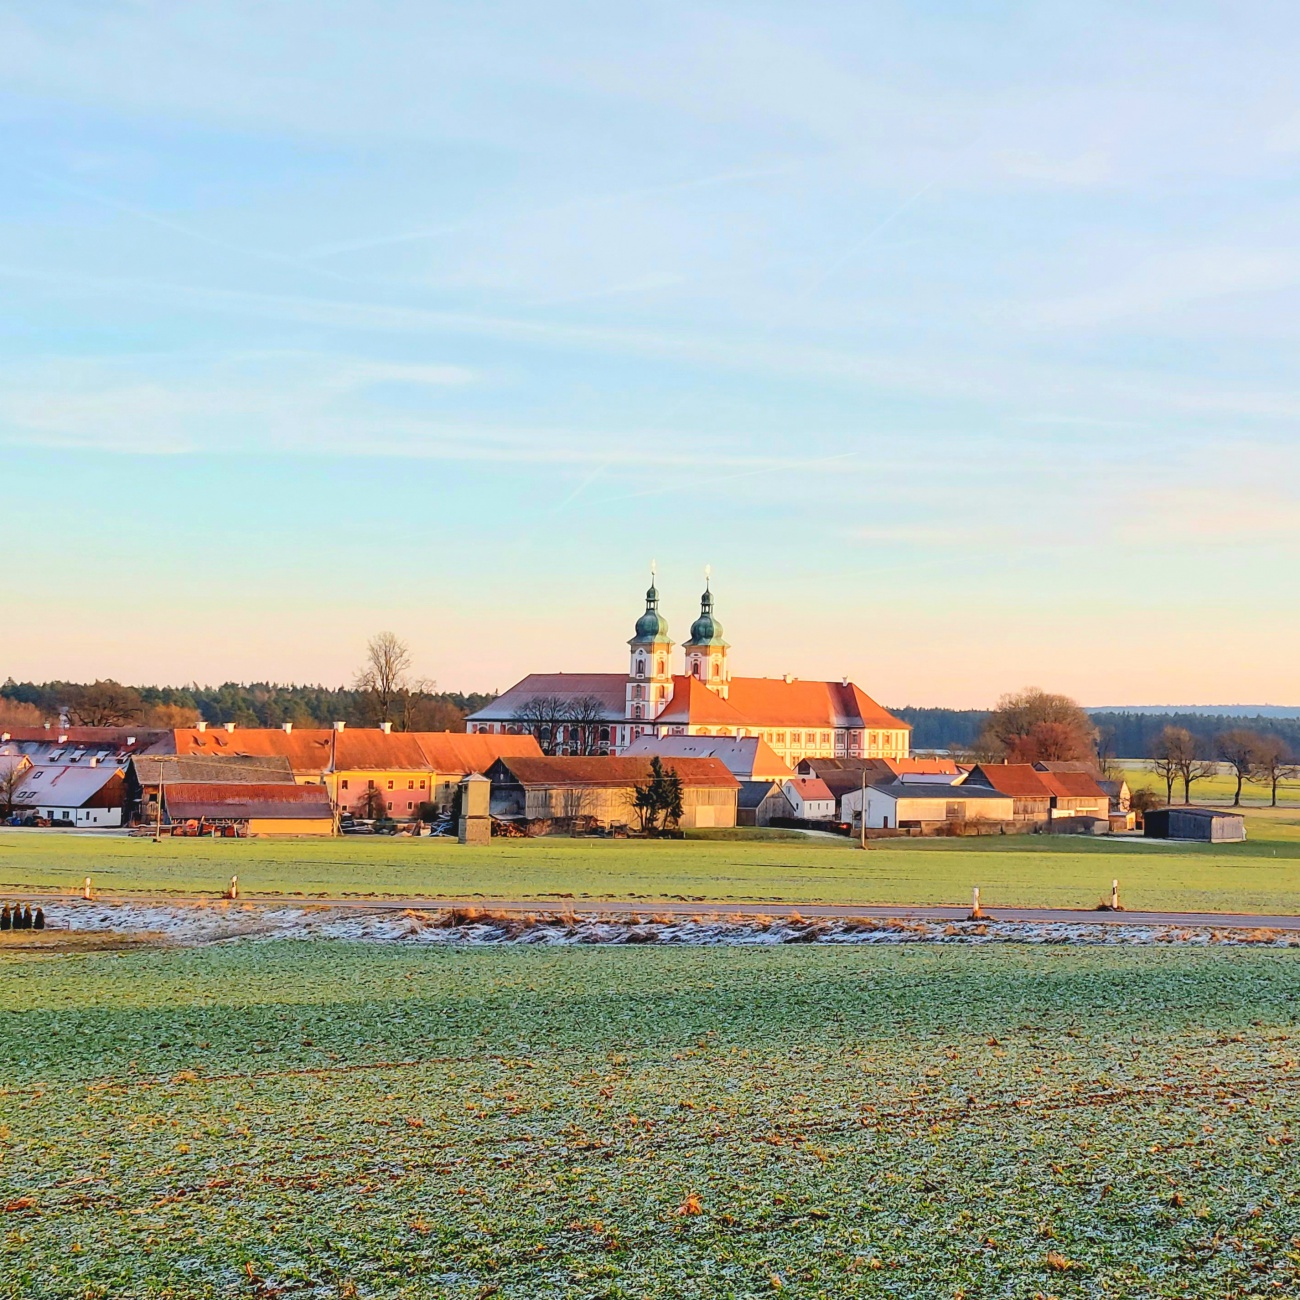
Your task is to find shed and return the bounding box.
[1143,807,1246,843]
[161,783,335,836]
[736,780,793,827]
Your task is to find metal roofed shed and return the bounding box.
[843,781,1015,833]
[1143,807,1247,843]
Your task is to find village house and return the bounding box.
[781,777,836,821]
[466,577,911,767]
[484,755,740,831]
[794,756,962,817]
[10,761,129,827]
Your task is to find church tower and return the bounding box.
[683,576,730,697]
[626,569,673,723]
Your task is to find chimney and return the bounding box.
[380,721,392,734]
[90,756,98,767]
[0,733,8,743]
[783,674,793,685]
[334,721,346,732]
[224,722,236,733]
[282,722,293,734]
[196,720,207,732]
[58,733,68,744]
[842,676,849,687]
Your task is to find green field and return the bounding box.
[4,811,1300,914]
[3,941,1298,1298]
[1121,762,1300,807]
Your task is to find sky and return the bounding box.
[2,1,1299,707]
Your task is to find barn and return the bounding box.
[1143,808,1246,843]
[161,783,336,836]
[485,756,739,830]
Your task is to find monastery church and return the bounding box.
[468,576,911,767]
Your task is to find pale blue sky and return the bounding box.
[2,2,1298,705]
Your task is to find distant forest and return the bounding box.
[0,680,496,732]
[894,706,1300,757]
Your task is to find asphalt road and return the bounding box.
[5,891,1300,931]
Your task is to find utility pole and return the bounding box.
[859,766,868,850]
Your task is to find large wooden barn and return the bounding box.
[484,755,739,831]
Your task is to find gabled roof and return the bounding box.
[870,781,1011,802]
[652,675,750,727]
[172,728,337,772]
[736,780,786,809]
[1037,770,1109,799]
[0,726,170,752]
[964,764,1054,798]
[715,678,909,730]
[411,732,542,772]
[163,782,334,821]
[784,777,834,802]
[623,734,793,781]
[489,755,739,789]
[131,754,296,786]
[468,674,628,721]
[13,763,125,808]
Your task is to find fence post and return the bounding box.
[82,876,93,901]
[1111,879,1120,910]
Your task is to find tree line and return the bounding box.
[1,634,494,734]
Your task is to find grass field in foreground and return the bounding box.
[2,942,1298,1298]
[4,811,1300,913]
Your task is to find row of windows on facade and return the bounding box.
[339,778,428,791]
[632,657,720,680]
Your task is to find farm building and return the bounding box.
[624,734,794,782]
[795,756,962,817]
[781,777,836,821]
[10,762,128,827]
[735,780,793,827]
[842,781,1014,831]
[1144,808,1246,843]
[128,754,296,825]
[962,764,1110,825]
[167,724,540,820]
[161,783,336,836]
[484,755,739,830]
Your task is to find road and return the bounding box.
[5,891,1300,931]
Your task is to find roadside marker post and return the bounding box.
[82,876,93,901]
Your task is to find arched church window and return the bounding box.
[657,658,665,676]
[636,658,645,677]
[634,705,643,720]
[711,662,719,678]
[692,662,701,679]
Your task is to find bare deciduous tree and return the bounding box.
[566,696,608,755]
[1150,725,1193,806]
[0,760,27,818]
[511,695,568,755]
[1216,729,1266,807]
[354,632,415,727]
[1249,736,1300,808]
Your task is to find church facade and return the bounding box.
[467,579,911,767]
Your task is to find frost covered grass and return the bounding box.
[3,942,1299,1297]
[3,811,1300,914]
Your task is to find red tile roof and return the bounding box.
[164,782,334,821]
[785,777,834,802]
[653,675,749,726]
[966,764,1053,798]
[491,755,739,789]
[1037,770,1109,799]
[167,728,541,775]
